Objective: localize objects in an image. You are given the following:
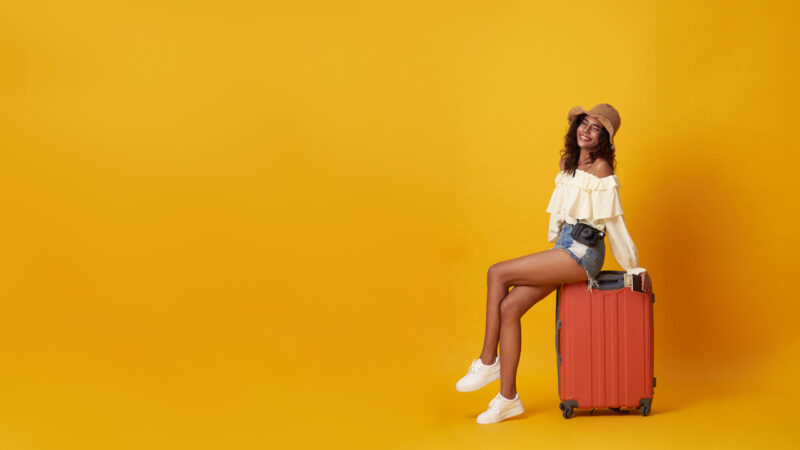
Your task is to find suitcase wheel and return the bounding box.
[559,403,573,419]
[638,399,652,416]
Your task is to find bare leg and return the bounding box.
[489,248,589,398]
[496,285,555,398]
[478,274,509,365]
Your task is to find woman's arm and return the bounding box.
[603,214,646,275]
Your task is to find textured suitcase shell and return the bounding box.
[555,270,655,418]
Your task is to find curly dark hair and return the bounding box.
[559,113,617,175]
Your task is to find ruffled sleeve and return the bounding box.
[602,214,645,273]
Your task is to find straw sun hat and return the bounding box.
[567,103,621,150]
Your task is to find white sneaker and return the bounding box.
[456,356,500,392]
[476,392,525,424]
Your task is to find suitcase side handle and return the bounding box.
[556,319,562,365]
[596,271,625,290]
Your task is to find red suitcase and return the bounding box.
[555,270,655,418]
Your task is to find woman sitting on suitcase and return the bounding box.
[456,103,652,424]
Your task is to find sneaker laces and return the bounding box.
[487,395,504,412]
[495,393,518,407]
[469,357,497,374]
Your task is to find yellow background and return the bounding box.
[1,1,798,448]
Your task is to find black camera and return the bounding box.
[570,222,605,246]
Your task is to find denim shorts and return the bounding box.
[552,222,606,292]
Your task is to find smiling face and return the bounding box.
[577,115,604,150]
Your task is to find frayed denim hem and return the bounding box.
[554,247,600,293]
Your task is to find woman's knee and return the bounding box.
[499,301,521,322]
[499,285,552,321]
[487,262,509,288]
[499,297,524,321]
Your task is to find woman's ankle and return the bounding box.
[480,354,498,365]
[500,391,518,400]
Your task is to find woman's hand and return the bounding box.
[625,268,652,293]
[631,271,652,294]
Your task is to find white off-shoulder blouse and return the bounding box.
[546,169,646,276]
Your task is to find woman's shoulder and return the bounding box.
[588,158,614,179]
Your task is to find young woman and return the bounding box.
[456,103,651,424]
